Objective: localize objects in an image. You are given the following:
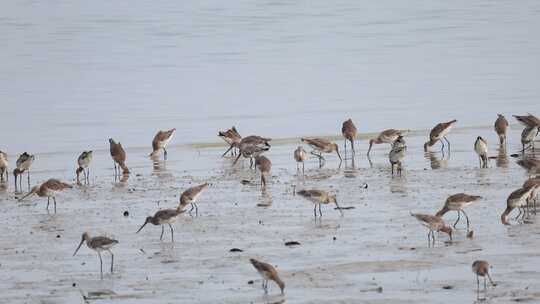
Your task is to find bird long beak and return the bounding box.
[367,142,373,155]
[136,221,148,234]
[18,190,35,202]
[73,239,84,256]
[336,149,342,162]
[335,202,344,216]
[232,151,242,165]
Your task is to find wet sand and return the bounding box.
[0,125,539,303]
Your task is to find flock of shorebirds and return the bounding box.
[0,112,539,298]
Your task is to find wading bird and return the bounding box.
[494,114,508,145]
[410,213,452,247]
[18,179,72,213]
[0,151,8,182]
[472,260,496,295]
[424,120,457,152]
[219,126,242,157]
[109,138,129,176]
[136,208,185,242]
[294,146,307,174]
[474,136,488,168]
[435,193,481,231]
[341,118,357,156]
[13,152,34,191]
[249,258,285,295]
[179,182,209,216]
[297,189,343,217]
[73,232,118,279]
[76,151,93,185]
[367,129,402,156]
[389,136,406,176]
[255,156,271,191]
[301,138,341,166]
[150,128,176,160]
[501,187,534,225]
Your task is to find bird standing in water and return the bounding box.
[494,114,508,145]
[150,128,176,160]
[424,120,457,152]
[109,138,130,177]
[18,178,72,213]
[76,151,93,185]
[249,258,285,295]
[136,208,186,242]
[73,232,118,279]
[13,152,35,191]
[341,118,357,157]
[474,136,488,168]
[294,146,307,174]
[0,151,8,182]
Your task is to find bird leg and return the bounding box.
[168,223,174,242]
[160,225,165,240]
[53,197,57,213]
[444,136,451,150]
[461,209,471,231]
[453,210,461,228]
[46,197,50,210]
[319,203,323,217]
[163,148,168,160]
[98,252,103,279]
[108,249,114,273]
[313,205,317,218]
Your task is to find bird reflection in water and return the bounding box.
[425,151,449,170]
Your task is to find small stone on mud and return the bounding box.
[248,280,254,285]
[285,241,301,246]
[467,231,474,239]
[442,285,453,290]
[229,248,243,252]
[333,236,337,241]
[123,211,129,217]
[56,234,61,238]
[72,283,76,287]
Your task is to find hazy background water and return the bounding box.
[1,0,539,154]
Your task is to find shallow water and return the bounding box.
[1,126,540,303]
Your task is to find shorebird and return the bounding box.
[410,213,452,247]
[520,125,538,152]
[423,120,457,152]
[250,258,285,295]
[367,129,402,156]
[500,187,534,225]
[523,177,540,213]
[136,208,185,242]
[301,138,341,166]
[513,113,540,129]
[13,152,34,190]
[516,158,540,174]
[76,151,93,185]
[150,128,176,160]
[474,136,488,168]
[341,118,357,156]
[255,156,271,190]
[435,193,481,231]
[73,232,118,279]
[232,135,271,167]
[109,138,129,176]
[18,179,73,213]
[0,151,8,182]
[297,189,343,217]
[494,114,508,145]
[472,260,496,294]
[294,146,307,174]
[389,136,406,176]
[219,126,242,157]
[233,144,269,168]
[179,182,209,216]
